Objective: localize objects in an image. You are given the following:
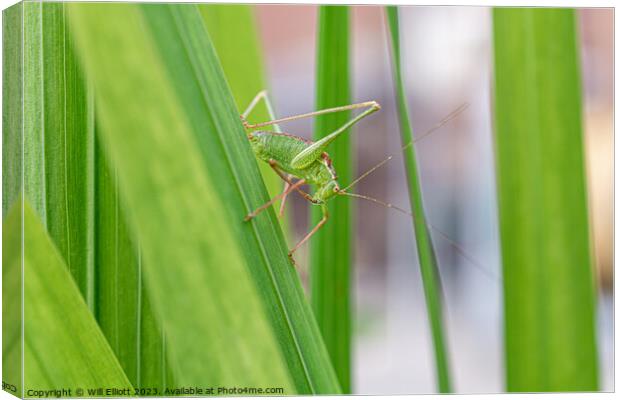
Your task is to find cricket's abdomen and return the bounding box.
[250,131,309,169]
[249,131,334,184]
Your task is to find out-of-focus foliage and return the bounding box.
[493,8,598,391]
[7,201,132,392]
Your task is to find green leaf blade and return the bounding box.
[199,5,284,198]
[68,3,340,393]
[68,3,294,389]
[386,6,452,393]
[200,4,291,236]
[492,8,598,391]
[5,201,133,392]
[17,2,173,389]
[1,7,23,380]
[2,3,23,221]
[311,5,353,393]
[142,5,340,392]
[20,1,97,308]
[94,146,157,388]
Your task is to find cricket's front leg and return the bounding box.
[268,160,319,205]
[244,178,306,221]
[288,204,329,267]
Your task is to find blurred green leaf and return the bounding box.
[311,5,353,393]
[386,6,452,393]
[68,3,340,393]
[493,8,598,391]
[4,200,132,392]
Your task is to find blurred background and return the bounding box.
[254,6,613,393]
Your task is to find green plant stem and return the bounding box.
[310,5,352,393]
[386,6,452,393]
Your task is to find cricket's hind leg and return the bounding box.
[288,204,329,267]
[241,90,282,132]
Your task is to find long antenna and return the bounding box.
[427,223,499,281]
[343,102,470,192]
[337,189,498,281]
[402,102,470,151]
[338,191,411,216]
[341,156,393,192]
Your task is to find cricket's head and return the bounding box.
[315,180,341,203]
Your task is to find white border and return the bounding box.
[0,1,615,400]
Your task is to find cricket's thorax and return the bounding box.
[249,131,339,201]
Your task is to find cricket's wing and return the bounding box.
[290,133,337,169]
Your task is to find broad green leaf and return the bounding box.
[67,3,339,391]
[4,200,132,392]
[310,5,353,393]
[492,8,598,391]
[386,6,452,393]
